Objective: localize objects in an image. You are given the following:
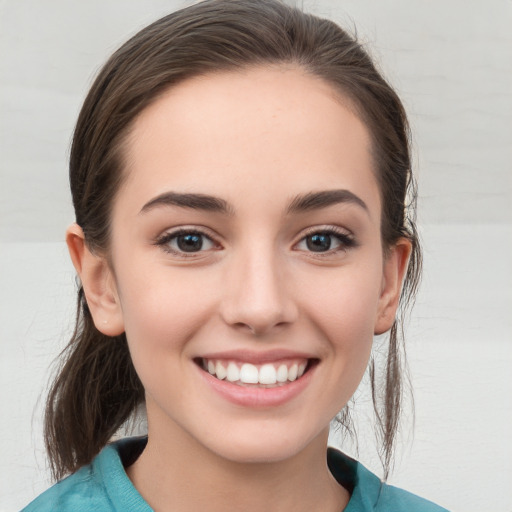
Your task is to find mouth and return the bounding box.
[194,357,318,388]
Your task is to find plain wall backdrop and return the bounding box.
[1,1,511,511]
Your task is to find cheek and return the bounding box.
[115,263,220,358]
[115,267,222,410]
[298,262,382,353]
[303,267,381,412]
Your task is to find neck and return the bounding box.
[127,420,349,512]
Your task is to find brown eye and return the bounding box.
[295,229,356,254]
[176,233,204,252]
[156,230,217,255]
[306,233,333,252]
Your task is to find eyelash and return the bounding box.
[294,226,357,256]
[154,228,220,257]
[153,226,357,257]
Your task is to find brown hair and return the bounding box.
[45,0,421,481]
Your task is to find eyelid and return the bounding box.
[292,225,357,254]
[155,224,220,240]
[152,224,356,257]
[153,225,223,256]
[298,224,353,238]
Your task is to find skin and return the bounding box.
[67,66,411,512]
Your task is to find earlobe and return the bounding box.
[66,224,125,336]
[374,238,412,335]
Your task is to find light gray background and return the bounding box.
[1,1,511,511]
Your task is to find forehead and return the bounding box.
[119,66,380,219]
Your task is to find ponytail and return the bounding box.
[44,287,143,480]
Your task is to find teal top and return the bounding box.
[22,437,448,511]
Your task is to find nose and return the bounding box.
[220,248,298,336]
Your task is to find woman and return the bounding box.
[23,0,447,510]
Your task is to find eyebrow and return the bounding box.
[286,189,368,214]
[140,192,233,215]
[139,188,368,216]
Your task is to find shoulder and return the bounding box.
[375,482,449,512]
[327,448,449,512]
[21,438,151,512]
[21,462,112,512]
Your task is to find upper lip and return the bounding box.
[196,349,318,364]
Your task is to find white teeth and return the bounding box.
[240,363,259,384]
[215,361,227,380]
[276,364,288,383]
[288,363,298,381]
[226,362,240,382]
[259,364,277,385]
[203,359,309,386]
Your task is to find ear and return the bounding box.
[66,223,125,336]
[374,238,412,335]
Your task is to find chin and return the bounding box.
[203,423,327,466]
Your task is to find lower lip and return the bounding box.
[197,363,315,408]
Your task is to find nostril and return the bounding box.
[234,322,255,333]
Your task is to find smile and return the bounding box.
[199,358,309,387]
[195,354,319,407]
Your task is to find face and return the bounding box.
[76,66,408,464]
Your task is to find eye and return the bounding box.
[295,229,355,253]
[155,229,218,255]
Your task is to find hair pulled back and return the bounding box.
[45,0,421,481]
